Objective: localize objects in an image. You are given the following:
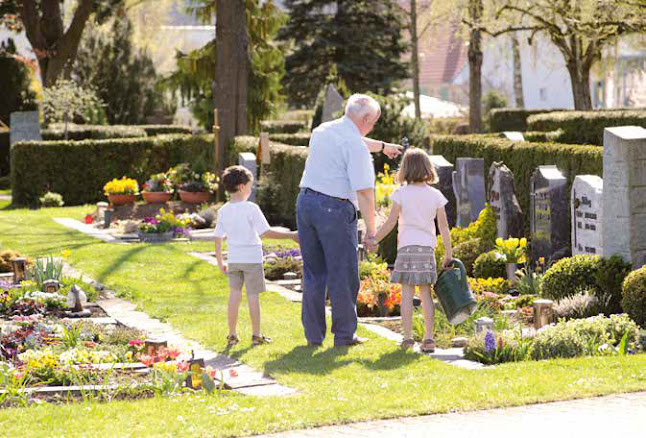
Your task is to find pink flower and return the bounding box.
[228,369,238,378]
[176,361,189,373]
[139,354,155,367]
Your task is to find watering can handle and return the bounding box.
[437,258,466,281]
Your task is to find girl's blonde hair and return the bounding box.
[397,147,438,185]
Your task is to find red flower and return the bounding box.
[138,354,155,367]
[165,348,181,360]
[128,340,144,347]
[228,368,238,378]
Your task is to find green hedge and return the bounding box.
[259,120,308,134]
[42,124,147,140]
[488,108,565,132]
[11,134,214,206]
[431,135,603,234]
[269,133,311,146]
[0,129,8,176]
[526,110,646,145]
[139,125,195,136]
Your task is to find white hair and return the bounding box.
[344,93,381,121]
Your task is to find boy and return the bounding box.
[214,165,299,346]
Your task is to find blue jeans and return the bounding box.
[296,189,359,345]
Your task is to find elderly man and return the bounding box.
[297,94,401,347]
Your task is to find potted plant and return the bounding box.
[103,177,138,206]
[169,163,217,204]
[138,208,191,243]
[494,237,528,283]
[141,173,173,204]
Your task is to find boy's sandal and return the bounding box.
[421,338,435,353]
[252,335,271,346]
[226,334,239,346]
[400,338,415,350]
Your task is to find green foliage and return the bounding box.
[39,192,64,208]
[359,257,387,280]
[259,120,307,134]
[264,258,302,281]
[11,134,214,206]
[487,108,564,132]
[526,110,646,145]
[482,91,508,121]
[464,328,532,365]
[522,130,565,143]
[431,134,603,234]
[42,124,146,141]
[473,250,506,279]
[32,256,64,290]
[74,16,172,125]
[451,238,483,277]
[595,255,632,315]
[0,39,38,126]
[622,266,646,327]
[541,255,600,301]
[268,133,311,146]
[280,0,409,107]
[553,291,601,321]
[42,79,106,130]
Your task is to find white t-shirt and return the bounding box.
[390,184,448,250]
[213,201,270,264]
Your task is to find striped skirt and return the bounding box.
[390,245,437,285]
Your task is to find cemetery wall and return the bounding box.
[431,134,603,233]
[11,134,214,206]
[488,108,566,132]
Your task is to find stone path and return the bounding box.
[254,391,646,437]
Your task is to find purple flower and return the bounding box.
[276,249,301,259]
[484,331,496,353]
[143,217,160,225]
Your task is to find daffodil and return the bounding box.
[61,249,71,259]
[520,237,527,248]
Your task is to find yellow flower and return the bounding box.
[495,238,503,247]
[520,238,527,248]
[61,249,71,259]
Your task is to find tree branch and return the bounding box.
[20,0,44,49]
[57,0,94,60]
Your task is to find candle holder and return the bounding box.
[43,279,61,293]
[11,257,26,284]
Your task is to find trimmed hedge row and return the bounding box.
[41,124,195,141]
[488,108,565,132]
[259,120,308,134]
[269,133,311,146]
[11,134,214,206]
[431,135,603,233]
[526,110,646,145]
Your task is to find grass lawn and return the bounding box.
[1,206,646,437]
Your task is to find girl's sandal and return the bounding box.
[400,338,415,350]
[226,334,239,346]
[252,335,272,346]
[421,338,435,353]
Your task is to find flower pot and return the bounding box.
[178,190,210,204]
[506,263,518,284]
[142,191,171,204]
[107,194,137,206]
[138,230,173,243]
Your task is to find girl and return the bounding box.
[372,148,453,352]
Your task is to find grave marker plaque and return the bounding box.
[501,131,525,142]
[452,158,486,227]
[530,165,569,261]
[571,175,603,257]
[603,126,646,267]
[321,84,344,123]
[10,111,41,145]
[428,154,456,227]
[238,152,258,202]
[488,162,523,238]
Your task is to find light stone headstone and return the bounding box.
[602,126,646,268]
[10,111,41,145]
[428,154,456,228]
[501,131,525,142]
[238,152,258,202]
[571,175,603,257]
[530,165,569,262]
[321,84,344,123]
[488,162,523,239]
[452,158,486,227]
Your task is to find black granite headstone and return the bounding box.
[488,162,523,238]
[530,165,570,261]
[452,158,486,227]
[428,154,456,228]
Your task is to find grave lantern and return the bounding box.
[474,317,493,334]
[145,339,168,356]
[11,257,27,283]
[533,299,554,329]
[186,357,205,390]
[43,279,61,293]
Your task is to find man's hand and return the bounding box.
[383,143,403,159]
[442,256,453,270]
[218,262,228,275]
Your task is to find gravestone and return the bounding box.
[571,175,603,257]
[428,154,456,227]
[488,162,523,238]
[501,131,525,142]
[238,152,258,202]
[602,126,646,267]
[530,165,569,261]
[321,84,344,123]
[10,111,41,145]
[452,158,486,227]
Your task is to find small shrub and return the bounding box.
[264,257,302,281]
[39,191,64,208]
[622,266,646,327]
[553,291,601,320]
[452,238,483,276]
[541,255,600,301]
[473,250,506,279]
[595,255,632,315]
[359,257,387,280]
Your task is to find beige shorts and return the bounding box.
[227,263,266,295]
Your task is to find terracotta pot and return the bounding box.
[107,194,137,206]
[142,191,171,204]
[178,190,210,204]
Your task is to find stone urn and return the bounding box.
[179,190,210,204]
[142,191,172,204]
[107,193,137,206]
[505,262,518,284]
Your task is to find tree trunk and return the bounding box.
[566,60,593,110]
[410,0,421,119]
[511,33,524,109]
[215,0,249,200]
[468,0,483,133]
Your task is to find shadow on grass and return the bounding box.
[262,345,355,377]
[358,348,421,371]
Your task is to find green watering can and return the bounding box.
[435,259,477,325]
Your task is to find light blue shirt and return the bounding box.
[299,116,375,201]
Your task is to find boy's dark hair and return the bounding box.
[222,166,253,193]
